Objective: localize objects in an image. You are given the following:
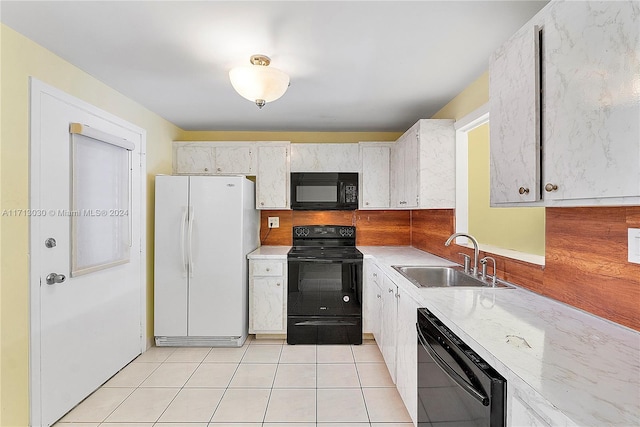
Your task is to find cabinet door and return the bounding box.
[543,1,640,201]
[380,275,398,383]
[363,260,383,335]
[395,289,419,425]
[256,144,290,209]
[360,145,390,209]
[390,141,404,208]
[489,23,541,204]
[510,391,552,427]
[418,119,456,209]
[251,277,285,332]
[402,130,419,208]
[215,145,254,175]
[175,145,215,174]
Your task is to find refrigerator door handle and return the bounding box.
[188,206,195,277]
[180,207,188,277]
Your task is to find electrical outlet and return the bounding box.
[268,217,279,228]
[629,228,640,264]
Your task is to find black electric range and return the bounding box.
[287,225,363,345]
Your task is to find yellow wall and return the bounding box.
[468,125,545,255]
[0,24,180,426]
[431,71,545,256]
[431,71,489,121]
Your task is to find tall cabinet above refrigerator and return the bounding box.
[154,175,259,347]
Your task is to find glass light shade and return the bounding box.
[229,65,290,104]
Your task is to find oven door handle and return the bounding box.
[288,258,362,264]
[416,323,489,406]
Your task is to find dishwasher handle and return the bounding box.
[416,323,489,406]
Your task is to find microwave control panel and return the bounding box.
[345,184,357,203]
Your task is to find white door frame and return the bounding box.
[28,78,147,425]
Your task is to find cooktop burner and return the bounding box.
[287,225,362,260]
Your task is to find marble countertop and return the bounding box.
[359,246,640,427]
[247,246,290,259]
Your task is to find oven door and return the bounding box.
[288,258,362,316]
[287,258,362,344]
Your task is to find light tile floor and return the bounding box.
[54,337,413,427]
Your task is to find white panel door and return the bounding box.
[543,0,640,201]
[489,23,541,204]
[154,175,189,337]
[252,277,285,331]
[188,176,244,336]
[380,276,398,383]
[360,145,390,209]
[256,144,290,209]
[30,80,143,426]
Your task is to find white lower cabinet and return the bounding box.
[510,393,552,427]
[363,259,383,336]
[380,274,399,383]
[249,259,287,334]
[364,261,420,424]
[395,285,420,425]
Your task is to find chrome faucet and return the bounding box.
[480,256,497,286]
[445,233,480,276]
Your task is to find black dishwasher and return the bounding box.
[417,308,506,427]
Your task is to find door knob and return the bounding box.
[46,273,66,285]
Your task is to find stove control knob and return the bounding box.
[343,295,350,303]
[340,228,352,237]
[295,227,310,237]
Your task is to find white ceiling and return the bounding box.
[1,1,548,132]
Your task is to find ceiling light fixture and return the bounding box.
[229,54,290,109]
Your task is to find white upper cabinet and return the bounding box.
[175,144,215,174]
[542,1,640,203]
[391,127,419,208]
[174,142,255,175]
[489,1,640,206]
[359,142,391,209]
[391,119,455,209]
[256,143,291,209]
[489,22,541,204]
[215,145,254,175]
[290,143,359,172]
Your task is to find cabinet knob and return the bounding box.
[260,202,264,206]
[377,294,381,299]
[276,282,281,287]
[266,268,270,272]
[365,202,370,206]
[518,187,529,195]
[204,168,209,172]
[388,288,394,293]
[545,183,558,192]
[217,167,222,172]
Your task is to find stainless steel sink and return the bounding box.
[392,265,513,289]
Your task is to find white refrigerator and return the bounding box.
[154,175,259,347]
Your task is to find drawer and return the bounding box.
[252,261,284,276]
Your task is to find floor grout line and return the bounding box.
[57,339,410,426]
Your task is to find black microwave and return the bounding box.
[290,172,358,210]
